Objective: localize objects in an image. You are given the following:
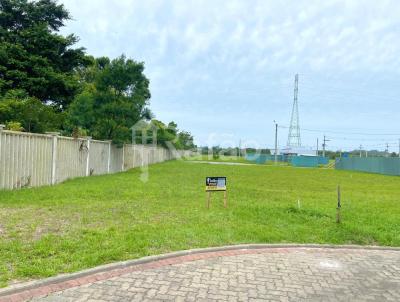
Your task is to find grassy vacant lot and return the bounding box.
[0,160,399,286]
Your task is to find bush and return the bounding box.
[5,121,23,131]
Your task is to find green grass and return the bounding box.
[0,160,399,287]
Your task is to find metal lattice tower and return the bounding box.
[287,74,301,147]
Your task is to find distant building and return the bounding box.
[273,146,316,156]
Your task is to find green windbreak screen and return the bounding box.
[335,157,400,176]
[291,156,319,167]
[245,154,328,167]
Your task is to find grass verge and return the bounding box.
[0,160,399,286]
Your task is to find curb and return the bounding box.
[1,243,399,299]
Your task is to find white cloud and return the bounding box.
[61,0,400,72]
[59,0,400,149]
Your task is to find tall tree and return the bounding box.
[66,55,152,145]
[0,0,89,109]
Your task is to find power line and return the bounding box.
[278,125,400,136]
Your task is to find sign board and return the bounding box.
[206,177,226,191]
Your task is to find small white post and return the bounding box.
[86,137,91,176]
[107,141,111,173]
[46,132,59,185]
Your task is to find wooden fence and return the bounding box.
[0,126,192,190]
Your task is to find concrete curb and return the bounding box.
[1,243,399,298]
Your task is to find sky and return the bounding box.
[60,0,400,152]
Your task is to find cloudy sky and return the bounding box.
[60,0,400,151]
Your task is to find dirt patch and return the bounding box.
[0,207,76,241]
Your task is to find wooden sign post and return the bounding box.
[336,185,341,223]
[206,177,227,208]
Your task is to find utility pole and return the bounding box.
[398,139,400,158]
[359,145,362,158]
[322,135,330,158]
[316,138,319,156]
[274,121,278,164]
[385,143,389,157]
[238,139,241,158]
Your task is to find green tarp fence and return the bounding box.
[291,156,328,167]
[245,154,282,163]
[335,157,400,176]
[245,154,291,163]
[291,156,319,167]
[245,154,328,167]
[318,156,329,165]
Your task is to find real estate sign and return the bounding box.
[206,177,226,191]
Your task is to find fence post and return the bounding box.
[0,124,4,149]
[132,144,135,168]
[122,144,125,171]
[86,137,91,176]
[0,125,4,178]
[336,185,341,223]
[141,145,144,167]
[107,141,111,173]
[46,132,59,185]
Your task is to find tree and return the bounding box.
[149,120,175,147]
[176,131,195,150]
[66,56,152,145]
[0,90,61,132]
[0,0,89,108]
[0,1,196,144]
[129,119,195,150]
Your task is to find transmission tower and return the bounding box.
[287,74,301,147]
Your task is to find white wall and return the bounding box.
[0,129,192,190]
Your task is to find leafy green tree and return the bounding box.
[0,90,61,132]
[176,131,195,150]
[0,0,89,108]
[150,120,175,147]
[66,56,152,145]
[149,120,195,150]
[0,1,196,144]
[130,119,195,150]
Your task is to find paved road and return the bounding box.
[29,247,400,302]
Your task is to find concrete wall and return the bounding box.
[0,128,192,190]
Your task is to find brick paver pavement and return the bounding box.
[11,247,400,301]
